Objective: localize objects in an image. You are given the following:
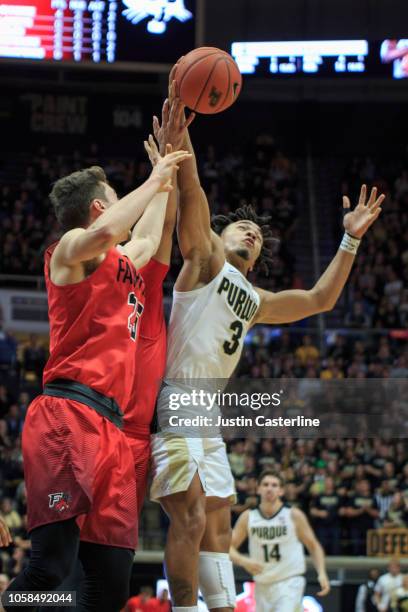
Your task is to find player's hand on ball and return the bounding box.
[343,184,385,239]
[0,517,12,547]
[317,572,331,596]
[153,94,195,156]
[150,143,191,192]
[244,559,265,576]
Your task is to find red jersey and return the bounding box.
[123,258,169,436]
[126,596,156,612]
[43,244,145,412]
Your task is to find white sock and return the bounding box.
[172,607,199,612]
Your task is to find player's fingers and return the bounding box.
[148,134,159,153]
[184,112,196,130]
[367,186,377,207]
[370,193,386,211]
[342,195,351,209]
[152,115,160,139]
[162,98,170,126]
[368,208,382,224]
[358,184,367,207]
[165,143,172,155]
[169,64,177,84]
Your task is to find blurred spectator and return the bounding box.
[126,586,155,612]
[23,335,47,381]
[341,479,379,556]
[375,480,395,522]
[345,302,371,328]
[295,335,320,365]
[0,329,17,370]
[0,498,22,535]
[374,560,403,612]
[355,568,380,612]
[383,492,408,528]
[151,588,171,612]
[392,574,408,612]
[310,477,342,555]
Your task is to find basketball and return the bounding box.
[174,47,242,115]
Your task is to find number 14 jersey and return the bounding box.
[165,261,260,381]
[248,505,306,584]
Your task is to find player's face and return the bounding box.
[222,221,263,269]
[258,476,283,503]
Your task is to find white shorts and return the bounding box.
[150,435,236,503]
[255,576,306,612]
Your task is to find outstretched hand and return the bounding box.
[153,81,195,155]
[343,184,385,239]
[146,137,191,192]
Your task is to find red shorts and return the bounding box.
[126,434,150,517]
[22,395,138,550]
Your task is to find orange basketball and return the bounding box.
[174,47,242,115]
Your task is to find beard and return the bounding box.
[235,247,250,261]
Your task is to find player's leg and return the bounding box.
[261,576,305,612]
[195,441,236,612]
[76,542,134,612]
[160,472,207,608]
[3,519,80,612]
[198,500,236,612]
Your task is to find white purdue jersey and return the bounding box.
[165,260,260,380]
[248,506,306,584]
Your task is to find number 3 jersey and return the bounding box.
[248,506,306,584]
[165,261,260,381]
[43,243,145,412]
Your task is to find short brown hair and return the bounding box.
[257,470,285,487]
[49,166,108,232]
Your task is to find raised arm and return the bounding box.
[154,76,224,289]
[122,139,176,269]
[292,507,330,597]
[230,510,265,576]
[253,185,385,325]
[54,149,190,269]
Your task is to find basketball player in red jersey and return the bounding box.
[3,143,191,612]
[124,108,195,519]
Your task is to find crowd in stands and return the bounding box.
[0,140,407,605]
[0,135,299,291]
[341,156,408,330]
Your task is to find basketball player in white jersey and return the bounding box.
[149,69,385,612]
[230,470,330,612]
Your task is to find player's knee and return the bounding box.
[24,557,72,590]
[199,552,236,610]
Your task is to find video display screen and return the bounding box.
[0,0,195,64]
[231,39,408,79]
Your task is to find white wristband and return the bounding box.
[340,232,361,255]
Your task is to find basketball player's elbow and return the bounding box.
[310,288,336,313]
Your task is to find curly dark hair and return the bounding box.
[211,204,279,276]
